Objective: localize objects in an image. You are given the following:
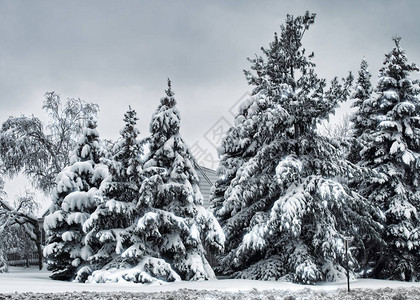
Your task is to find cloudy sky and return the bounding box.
[1,0,420,184]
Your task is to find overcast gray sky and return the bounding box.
[1,0,420,169]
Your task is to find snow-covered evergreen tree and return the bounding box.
[356,37,420,281]
[43,118,109,281]
[82,107,144,279]
[88,80,225,284]
[351,58,374,138]
[211,12,382,284]
[348,59,374,164]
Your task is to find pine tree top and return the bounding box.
[352,58,372,102]
[120,106,140,139]
[350,58,374,139]
[243,11,352,136]
[161,78,176,108]
[244,11,316,94]
[379,36,419,88]
[149,80,181,146]
[123,106,139,125]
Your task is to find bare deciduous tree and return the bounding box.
[0,92,99,192]
[0,190,43,270]
[318,113,354,140]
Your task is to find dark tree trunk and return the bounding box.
[294,123,300,155]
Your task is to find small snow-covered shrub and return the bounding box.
[233,256,288,281]
[294,260,323,285]
[87,257,181,284]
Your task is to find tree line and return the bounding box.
[0,11,419,283]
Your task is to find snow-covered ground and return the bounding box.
[1,267,420,299]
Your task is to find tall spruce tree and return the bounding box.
[43,118,109,281]
[82,107,144,280]
[348,59,374,164]
[211,12,382,284]
[356,37,420,281]
[351,58,374,138]
[88,80,225,284]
